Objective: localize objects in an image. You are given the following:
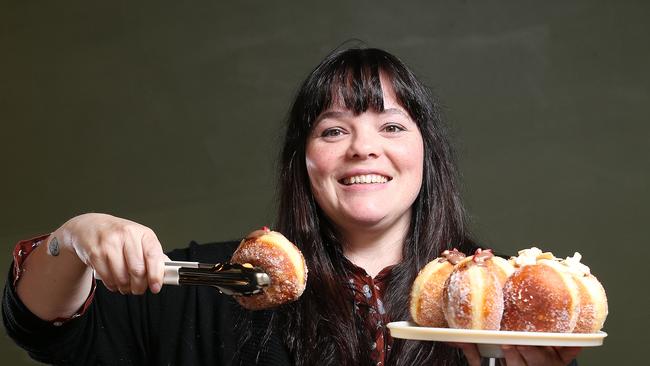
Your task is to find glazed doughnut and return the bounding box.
[443,249,514,330]
[501,248,581,332]
[230,227,307,310]
[410,249,466,327]
[561,253,608,333]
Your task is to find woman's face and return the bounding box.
[305,78,424,236]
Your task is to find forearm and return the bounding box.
[16,231,93,321]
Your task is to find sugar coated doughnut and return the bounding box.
[443,249,512,330]
[501,248,580,332]
[561,253,608,333]
[231,227,307,310]
[410,249,466,327]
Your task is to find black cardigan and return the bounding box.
[2,240,292,366]
[3,241,580,366]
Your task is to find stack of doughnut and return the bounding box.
[230,227,308,310]
[410,247,608,333]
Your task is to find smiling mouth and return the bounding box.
[339,174,392,185]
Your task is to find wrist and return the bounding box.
[49,225,88,269]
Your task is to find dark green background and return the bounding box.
[2,1,648,364]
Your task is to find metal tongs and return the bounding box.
[163,261,271,296]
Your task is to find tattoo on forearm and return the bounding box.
[48,236,60,256]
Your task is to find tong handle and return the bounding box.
[163,261,270,296]
[164,261,210,285]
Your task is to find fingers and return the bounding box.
[89,252,118,292]
[123,229,147,295]
[94,229,131,294]
[502,345,581,366]
[453,342,579,366]
[455,343,482,366]
[555,347,582,365]
[73,215,165,296]
[522,346,561,365]
[141,230,165,294]
[119,226,165,295]
[502,345,527,366]
[106,242,131,294]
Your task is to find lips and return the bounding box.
[339,174,392,185]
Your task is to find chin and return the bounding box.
[340,212,390,228]
[349,217,385,227]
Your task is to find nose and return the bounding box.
[347,128,380,160]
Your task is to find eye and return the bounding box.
[321,127,346,138]
[382,123,406,133]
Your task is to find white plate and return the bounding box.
[387,321,607,358]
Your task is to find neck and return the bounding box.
[339,215,409,277]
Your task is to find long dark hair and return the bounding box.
[276,47,475,365]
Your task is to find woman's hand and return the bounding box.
[59,213,169,295]
[17,213,169,321]
[455,343,582,365]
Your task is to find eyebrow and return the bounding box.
[314,110,353,125]
[314,108,410,125]
[315,110,352,123]
[382,108,410,118]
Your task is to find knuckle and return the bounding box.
[128,263,146,277]
[126,222,150,239]
[116,226,131,241]
[143,227,158,241]
[123,223,139,236]
[98,230,123,248]
[100,251,114,267]
[143,247,160,260]
[87,246,105,263]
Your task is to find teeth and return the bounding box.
[342,174,389,185]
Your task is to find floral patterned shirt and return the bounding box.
[344,258,395,366]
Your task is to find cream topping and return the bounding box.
[512,247,556,267]
[561,252,591,275]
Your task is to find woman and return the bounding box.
[275,47,472,365]
[3,47,581,365]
